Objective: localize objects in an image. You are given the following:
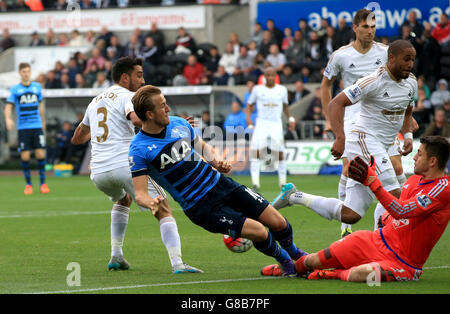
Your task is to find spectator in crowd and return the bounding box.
[54,0,66,10]
[229,32,242,56]
[0,0,7,11]
[172,66,188,86]
[1,29,15,52]
[289,80,310,104]
[279,64,301,84]
[45,70,62,89]
[219,42,238,77]
[423,108,450,137]
[302,87,325,138]
[60,73,71,89]
[413,88,432,133]
[95,26,113,47]
[259,30,276,58]
[11,0,30,11]
[45,28,56,46]
[431,13,450,44]
[74,51,87,73]
[430,79,450,108]
[80,0,96,9]
[29,31,44,46]
[69,29,87,47]
[213,65,230,86]
[233,45,255,84]
[74,73,88,88]
[417,28,441,83]
[84,62,99,87]
[85,47,106,74]
[223,101,247,134]
[66,58,80,88]
[401,10,424,38]
[265,43,286,72]
[56,33,69,47]
[247,40,258,58]
[183,54,205,85]
[174,27,196,55]
[147,22,165,52]
[107,34,124,58]
[323,26,338,59]
[53,60,65,81]
[106,46,120,63]
[124,34,141,58]
[316,18,329,39]
[281,27,294,52]
[285,30,309,70]
[204,45,221,80]
[85,30,96,45]
[92,71,111,89]
[266,19,283,49]
[247,22,264,46]
[334,18,352,48]
[298,18,312,39]
[56,121,74,163]
[305,31,327,71]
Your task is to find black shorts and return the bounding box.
[18,128,45,152]
[184,175,269,239]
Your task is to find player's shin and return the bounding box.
[159,216,183,267]
[21,161,31,185]
[278,160,287,187]
[270,218,307,260]
[290,191,343,221]
[110,204,130,257]
[250,158,260,189]
[253,232,295,276]
[37,159,46,185]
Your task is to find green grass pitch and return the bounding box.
[0,174,449,294]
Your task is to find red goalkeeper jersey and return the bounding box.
[376,174,450,270]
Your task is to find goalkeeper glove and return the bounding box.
[348,155,382,192]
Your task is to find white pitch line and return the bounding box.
[29,276,281,294]
[26,265,450,294]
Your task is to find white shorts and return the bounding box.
[343,131,400,217]
[250,119,285,153]
[91,166,166,211]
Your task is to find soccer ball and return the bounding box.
[222,234,253,253]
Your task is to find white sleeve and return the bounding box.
[323,51,341,80]
[343,76,379,104]
[247,87,258,105]
[81,107,90,127]
[282,86,288,104]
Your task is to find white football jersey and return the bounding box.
[82,85,136,174]
[343,66,417,147]
[324,41,388,122]
[248,84,288,123]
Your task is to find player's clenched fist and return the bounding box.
[348,155,382,192]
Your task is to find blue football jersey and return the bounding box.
[6,82,43,130]
[129,116,221,210]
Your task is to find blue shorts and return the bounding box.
[18,128,45,152]
[184,175,269,239]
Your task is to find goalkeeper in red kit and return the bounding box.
[261,136,450,282]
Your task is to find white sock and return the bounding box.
[278,160,287,187]
[111,204,130,257]
[290,191,342,221]
[373,203,386,230]
[397,173,407,187]
[250,158,260,188]
[338,175,352,231]
[160,216,183,267]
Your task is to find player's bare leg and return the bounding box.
[108,193,132,270]
[155,199,203,274]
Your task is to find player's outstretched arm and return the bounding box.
[71,123,91,145]
[348,156,442,219]
[132,175,163,215]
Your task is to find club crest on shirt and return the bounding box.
[417,195,432,209]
